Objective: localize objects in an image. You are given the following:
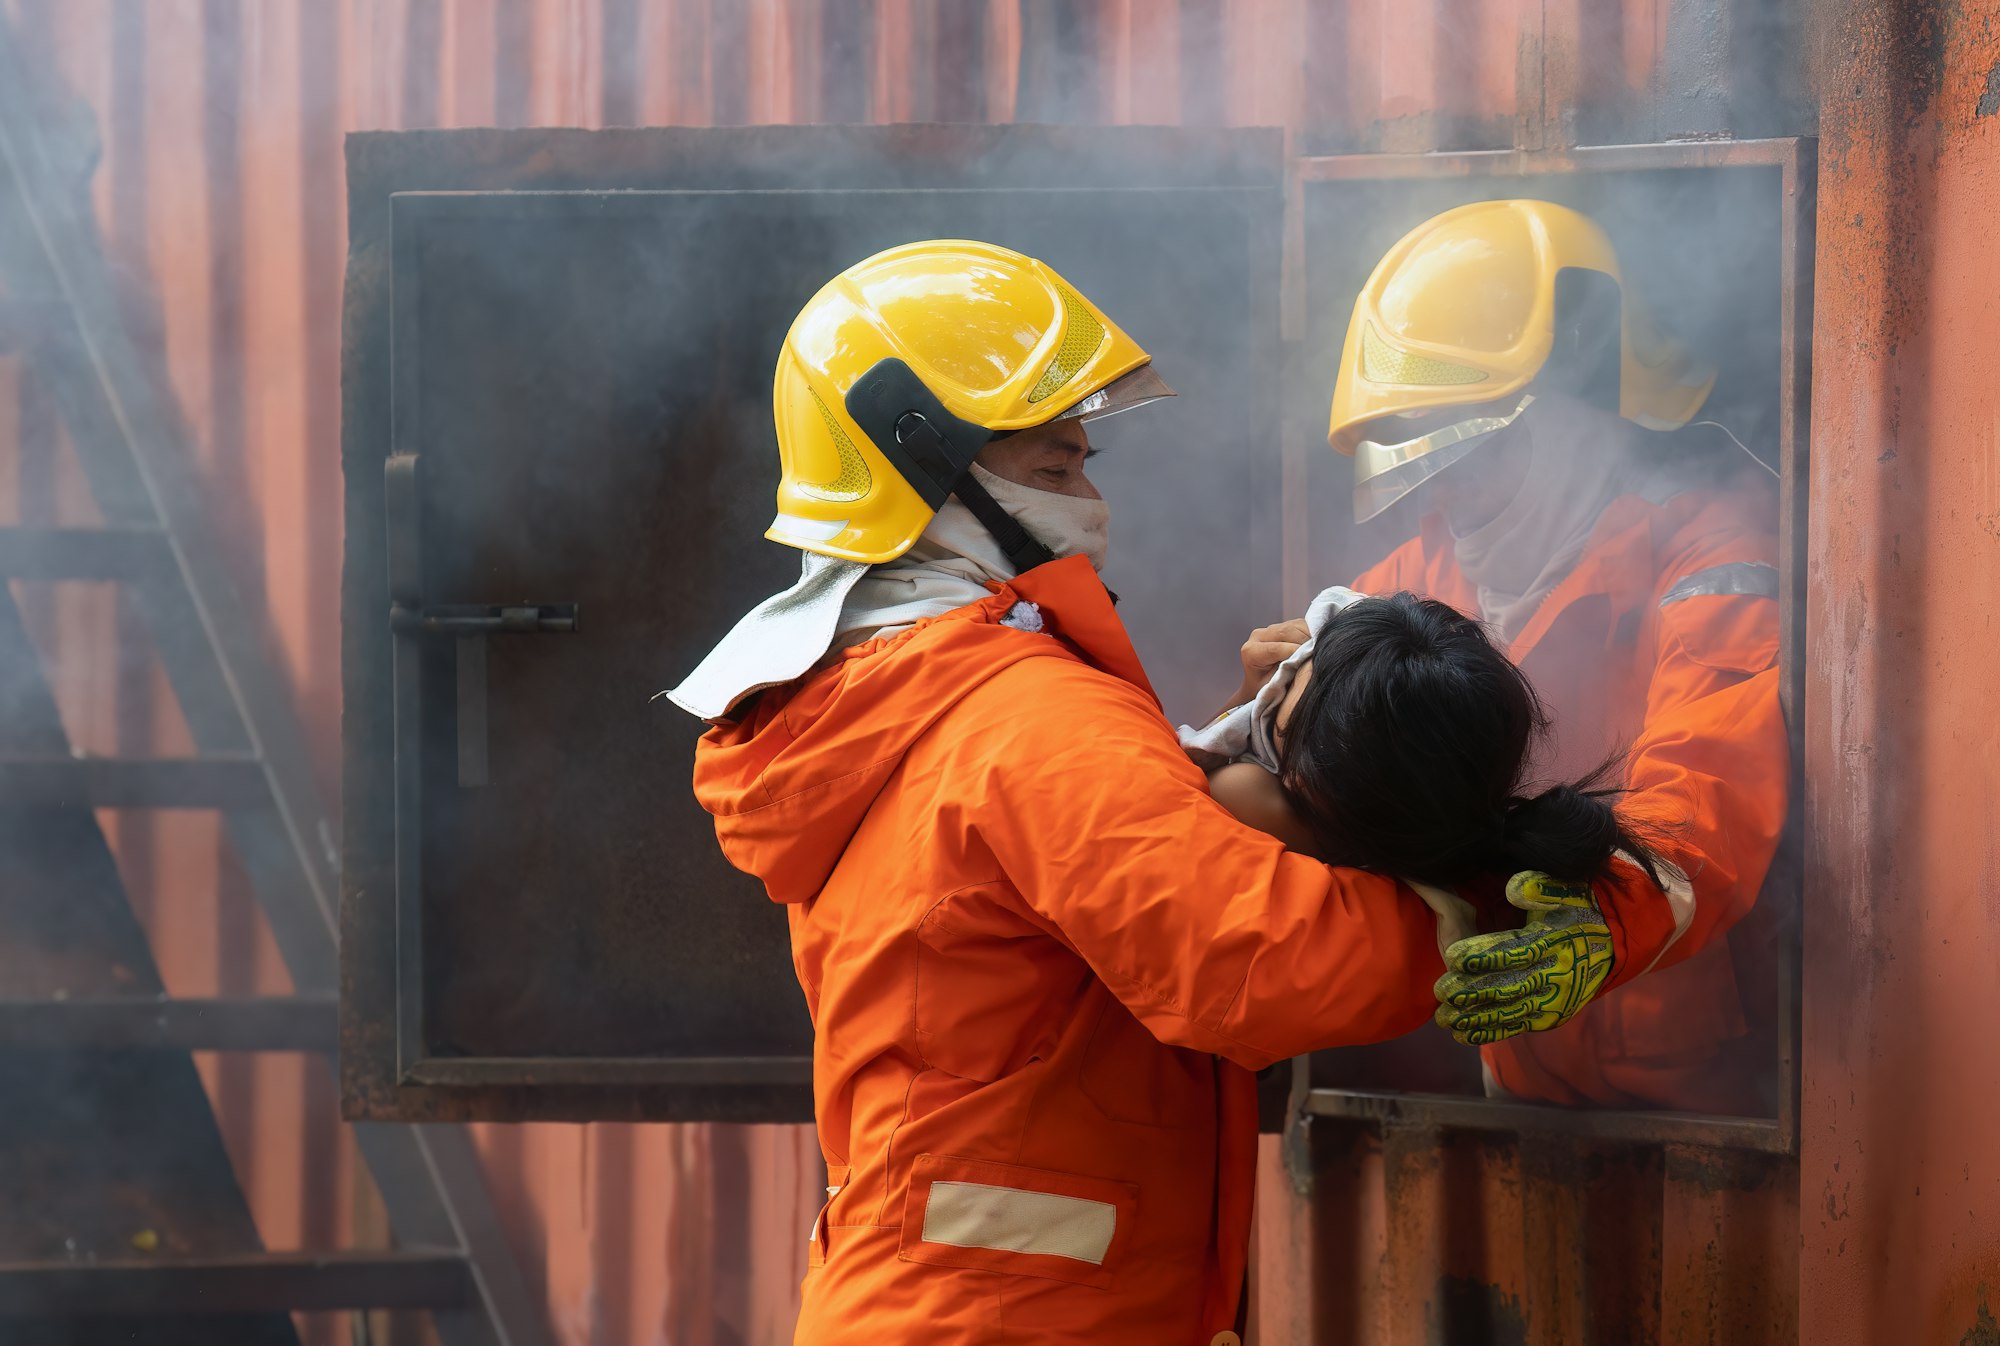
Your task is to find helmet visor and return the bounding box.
[1052,363,1176,424]
[1351,394,1534,524]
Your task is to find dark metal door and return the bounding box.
[341,127,1282,1122]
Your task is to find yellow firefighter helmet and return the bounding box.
[770,239,1172,564]
[1327,199,1716,522]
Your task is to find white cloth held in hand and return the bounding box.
[1176,585,1368,772]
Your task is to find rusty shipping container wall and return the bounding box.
[4,1,1996,1345]
[1803,0,2000,1342]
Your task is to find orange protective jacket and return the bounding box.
[692,556,1705,1343]
[1353,475,1790,1112]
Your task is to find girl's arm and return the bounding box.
[1207,762,1326,859]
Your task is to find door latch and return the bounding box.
[385,454,578,787]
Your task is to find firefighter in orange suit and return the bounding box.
[1328,200,1791,1113]
[668,240,1715,1344]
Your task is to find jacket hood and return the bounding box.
[690,556,1155,904]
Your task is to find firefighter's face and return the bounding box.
[1427,392,1632,533]
[1428,421,1531,534]
[975,420,1100,499]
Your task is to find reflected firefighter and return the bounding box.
[1327,199,1791,1112]
[669,240,1702,1344]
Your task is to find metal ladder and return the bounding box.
[0,15,548,1345]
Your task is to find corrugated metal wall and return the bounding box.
[1804,0,2000,1341]
[0,1,1834,1343]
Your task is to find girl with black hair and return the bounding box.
[1204,591,1664,893]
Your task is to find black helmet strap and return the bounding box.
[844,358,1058,573]
[943,465,1058,573]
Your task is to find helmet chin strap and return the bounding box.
[948,468,1057,574]
[840,358,1061,574]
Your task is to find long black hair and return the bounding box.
[1275,591,1665,889]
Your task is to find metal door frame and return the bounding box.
[1284,136,1815,1158]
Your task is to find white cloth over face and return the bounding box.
[1175,584,1367,772]
[968,461,1110,573]
[666,465,1101,722]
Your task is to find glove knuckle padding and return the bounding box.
[1438,878,1616,1041]
[1467,942,1535,974]
[1446,931,1512,968]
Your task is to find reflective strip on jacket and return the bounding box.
[1353,475,1790,1112]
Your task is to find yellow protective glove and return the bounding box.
[1433,872,1614,1046]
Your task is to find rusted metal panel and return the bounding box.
[1375,1129,1535,1344]
[1657,1145,1798,1346]
[1801,0,2000,1342]
[1299,0,1812,156]
[1352,1128,1668,1346]
[1290,1121,1800,1345]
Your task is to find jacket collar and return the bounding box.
[1420,492,1684,661]
[1003,556,1162,708]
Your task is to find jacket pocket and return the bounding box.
[808,1164,852,1268]
[898,1153,1137,1289]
